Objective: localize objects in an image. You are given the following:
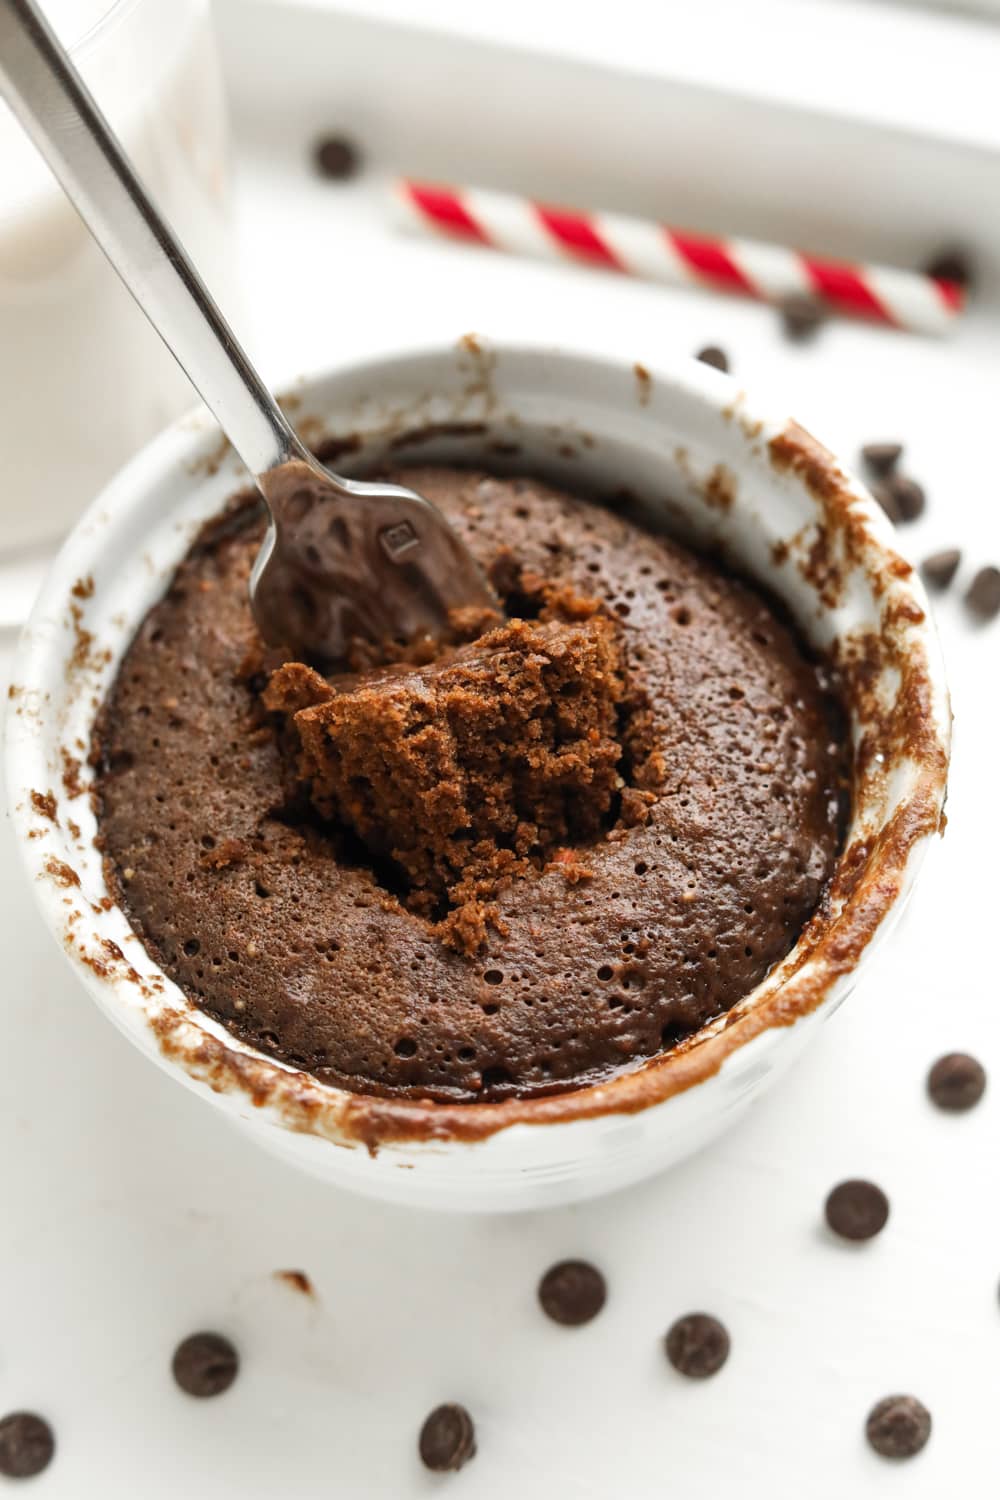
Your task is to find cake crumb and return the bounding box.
[199,838,249,870]
[619,787,657,827]
[548,849,595,883]
[274,1269,316,1298]
[262,661,332,715]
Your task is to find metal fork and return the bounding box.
[0,0,498,666]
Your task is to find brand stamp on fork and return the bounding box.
[379,520,421,559]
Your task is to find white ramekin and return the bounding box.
[4,336,950,1212]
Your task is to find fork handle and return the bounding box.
[0,0,307,480]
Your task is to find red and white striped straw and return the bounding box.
[391,180,963,337]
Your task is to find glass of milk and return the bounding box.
[0,0,231,559]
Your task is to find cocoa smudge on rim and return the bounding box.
[30,790,58,823]
[703,463,736,512]
[61,749,85,800]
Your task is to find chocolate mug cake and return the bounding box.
[94,463,849,1103]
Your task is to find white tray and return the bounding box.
[2,2,999,1493]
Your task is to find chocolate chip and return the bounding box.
[172,1332,239,1397]
[538,1260,607,1326]
[965,565,1000,620]
[921,548,961,590]
[928,1052,986,1111]
[871,475,925,524]
[418,1404,477,1472]
[778,293,826,341]
[891,476,926,522]
[824,1179,889,1241]
[866,1395,932,1459]
[861,442,903,477]
[0,1412,55,1479]
[924,247,973,289]
[312,135,361,180]
[696,345,729,373]
[664,1313,730,1378]
[870,480,902,524]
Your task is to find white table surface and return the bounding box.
[3,24,1000,1495]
